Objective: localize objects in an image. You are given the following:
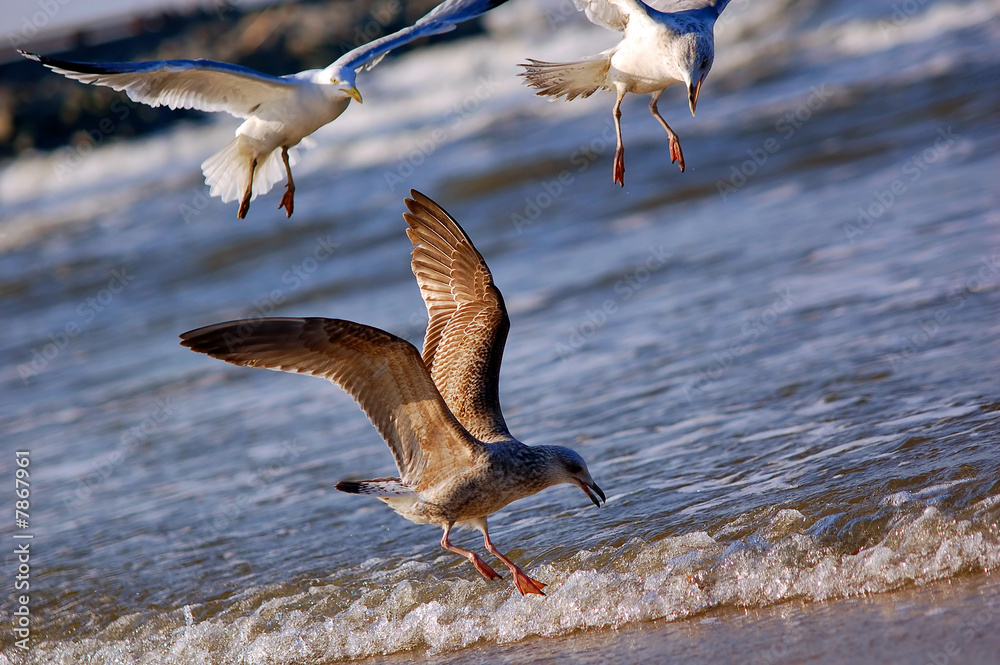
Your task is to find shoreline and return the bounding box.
[370,573,1000,665]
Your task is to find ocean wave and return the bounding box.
[27,498,999,663]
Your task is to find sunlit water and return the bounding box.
[1,0,999,662]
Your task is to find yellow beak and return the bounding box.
[346,85,363,104]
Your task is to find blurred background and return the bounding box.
[1,0,999,663]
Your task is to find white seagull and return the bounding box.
[520,0,731,186]
[180,191,605,596]
[19,0,508,219]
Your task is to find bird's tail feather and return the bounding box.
[337,477,420,516]
[336,477,413,498]
[519,57,610,101]
[201,138,302,204]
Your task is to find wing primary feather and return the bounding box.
[180,317,481,490]
[333,0,511,72]
[402,190,514,443]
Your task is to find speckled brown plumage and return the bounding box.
[403,191,513,444]
[180,191,605,596]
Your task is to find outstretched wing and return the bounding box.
[333,0,509,72]
[645,0,730,15]
[571,0,729,32]
[570,0,649,31]
[403,191,513,443]
[19,50,296,118]
[180,317,483,490]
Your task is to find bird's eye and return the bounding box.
[566,463,583,474]
[700,58,710,70]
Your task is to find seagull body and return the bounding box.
[19,0,507,218]
[180,191,604,595]
[520,0,730,186]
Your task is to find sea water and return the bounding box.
[1,0,999,662]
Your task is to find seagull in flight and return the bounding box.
[19,0,508,219]
[520,0,730,186]
[180,191,605,595]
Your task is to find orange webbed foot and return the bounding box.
[511,567,547,596]
[279,186,294,218]
[669,136,686,173]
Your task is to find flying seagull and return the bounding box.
[520,0,730,186]
[19,0,507,219]
[180,191,605,595]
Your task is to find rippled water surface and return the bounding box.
[2,0,999,662]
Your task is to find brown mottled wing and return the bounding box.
[403,190,513,443]
[180,317,482,490]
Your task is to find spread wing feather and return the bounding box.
[403,191,513,443]
[180,317,483,490]
[18,50,295,118]
[570,0,730,32]
[334,0,509,72]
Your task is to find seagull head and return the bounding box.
[326,65,363,104]
[680,38,715,117]
[546,446,606,508]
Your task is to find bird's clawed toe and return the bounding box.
[279,186,295,218]
[511,567,547,596]
[613,146,626,187]
[670,137,686,173]
[238,195,251,220]
[239,157,257,219]
[278,148,295,217]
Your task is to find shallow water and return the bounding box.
[1,0,999,662]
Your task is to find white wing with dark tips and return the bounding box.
[18,50,297,118]
[334,0,510,72]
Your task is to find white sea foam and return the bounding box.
[23,502,999,664]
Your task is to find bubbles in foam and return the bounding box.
[21,501,999,664]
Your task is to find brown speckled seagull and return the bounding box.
[179,190,605,595]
